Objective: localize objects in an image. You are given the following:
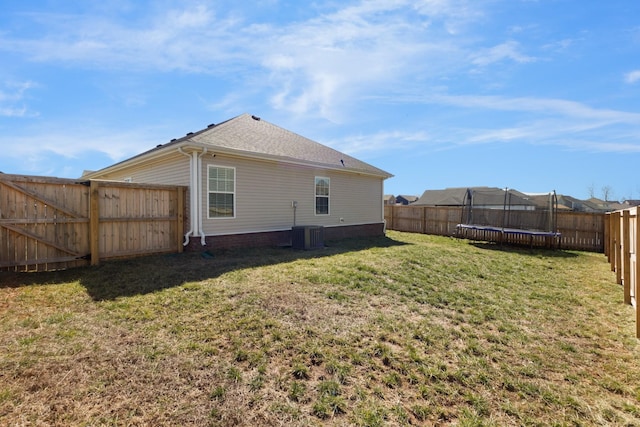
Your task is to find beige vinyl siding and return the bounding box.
[88,153,190,186]
[200,154,384,236]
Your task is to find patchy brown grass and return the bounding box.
[1,231,639,426]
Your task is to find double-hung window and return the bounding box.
[315,177,329,215]
[208,166,235,218]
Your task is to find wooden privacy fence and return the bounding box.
[1,174,185,272]
[384,205,605,252]
[605,208,639,338]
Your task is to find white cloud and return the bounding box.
[381,93,640,153]
[471,40,536,66]
[429,94,640,124]
[331,130,432,155]
[0,80,37,117]
[3,0,636,159]
[0,125,164,163]
[0,5,246,73]
[260,0,475,119]
[625,70,640,84]
[0,1,479,120]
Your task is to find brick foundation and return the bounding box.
[184,223,385,251]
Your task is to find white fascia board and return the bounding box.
[191,143,393,179]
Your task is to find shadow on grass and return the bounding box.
[469,241,580,258]
[0,235,408,301]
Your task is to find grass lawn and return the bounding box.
[1,231,639,426]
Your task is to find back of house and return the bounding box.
[83,113,393,249]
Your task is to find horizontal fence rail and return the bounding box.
[605,208,639,338]
[384,205,605,252]
[1,174,185,272]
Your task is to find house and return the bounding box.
[82,113,393,250]
[383,195,396,205]
[585,198,626,213]
[395,195,418,205]
[414,187,536,211]
[553,194,589,212]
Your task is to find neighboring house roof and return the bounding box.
[585,197,626,212]
[527,193,561,210]
[414,187,535,208]
[414,188,469,206]
[83,113,392,179]
[556,194,595,212]
[396,195,419,204]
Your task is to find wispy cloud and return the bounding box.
[430,94,640,124]
[329,130,433,156]
[625,70,640,84]
[0,123,165,165]
[0,1,480,120]
[0,5,246,73]
[470,40,536,66]
[261,0,476,119]
[2,0,638,162]
[424,94,640,152]
[0,80,37,117]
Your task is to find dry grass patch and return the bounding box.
[1,231,639,426]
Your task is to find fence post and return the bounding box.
[636,214,640,339]
[615,212,622,285]
[89,180,100,266]
[176,186,185,253]
[604,213,610,259]
[623,210,631,304]
[609,213,616,272]
[391,206,396,230]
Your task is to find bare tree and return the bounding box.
[587,183,596,198]
[601,185,614,202]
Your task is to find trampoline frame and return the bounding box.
[456,188,561,247]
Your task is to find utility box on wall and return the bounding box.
[292,225,324,250]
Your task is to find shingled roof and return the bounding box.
[197,114,392,176]
[84,113,392,178]
[414,187,536,207]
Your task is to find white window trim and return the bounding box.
[314,176,330,216]
[207,165,236,219]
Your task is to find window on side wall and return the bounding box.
[315,176,329,215]
[208,166,235,218]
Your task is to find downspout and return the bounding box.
[197,148,208,246]
[178,147,195,246]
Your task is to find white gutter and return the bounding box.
[180,142,394,180]
[197,148,208,246]
[178,147,196,246]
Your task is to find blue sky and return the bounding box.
[1,1,639,201]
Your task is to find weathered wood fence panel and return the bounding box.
[1,174,185,272]
[385,206,461,236]
[0,175,90,271]
[605,208,639,338]
[384,205,605,252]
[556,211,605,252]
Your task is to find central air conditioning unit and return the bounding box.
[291,225,324,250]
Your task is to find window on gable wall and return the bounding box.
[315,176,329,215]
[208,166,235,218]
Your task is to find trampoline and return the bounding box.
[456,188,561,248]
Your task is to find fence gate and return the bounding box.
[0,175,91,271]
[1,174,186,272]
